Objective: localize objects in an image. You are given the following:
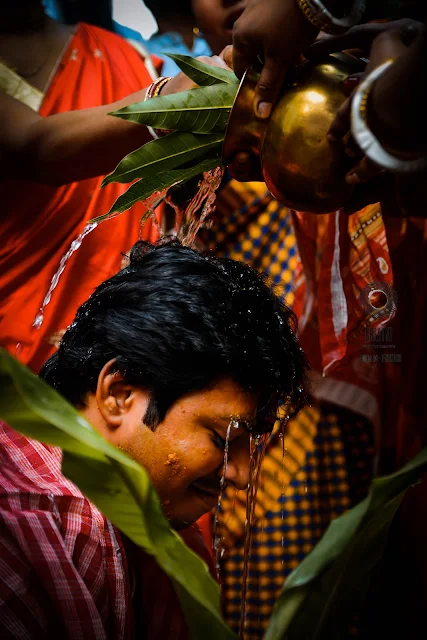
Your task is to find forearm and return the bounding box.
[2,88,150,186]
[368,21,427,155]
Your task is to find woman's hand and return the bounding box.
[308,20,427,216]
[306,18,423,59]
[232,0,318,119]
[307,20,423,187]
[161,54,233,95]
[0,53,234,185]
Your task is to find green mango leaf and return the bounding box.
[110,84,237,134]
[0,348,236,640]
[165,53,239,86]
[265,447,427,640]
[102,131,224,186]
[94,156,221,221]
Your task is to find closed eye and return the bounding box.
[211,431,226,450]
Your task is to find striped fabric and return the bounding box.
[0,421,133,639]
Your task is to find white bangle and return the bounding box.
[304,0,366,34]
[351,60,427,174]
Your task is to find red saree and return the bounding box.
[0,23,161,373]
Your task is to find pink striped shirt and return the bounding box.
[0,421,133,639]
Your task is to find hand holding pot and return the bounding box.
[306,19,423,185]
[232,0,318,119]
[223,53,365,213]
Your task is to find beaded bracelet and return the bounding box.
[351,60,427,174]
[144,76,173,139]
[297,0,366,35]
[298,0,327,31]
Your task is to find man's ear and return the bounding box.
[95,359,143,431]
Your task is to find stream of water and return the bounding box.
[31,167,224,330]
[32,222,98,329]
[213,418,240,582]
[177,166,224,246]
[239,432,270,640]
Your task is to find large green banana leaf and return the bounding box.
[265,445,427,639]
[166,54,239,86]
[110,84,237,134]
[0,349,236,640]
[93,156,221,220]
[102,131,223,185]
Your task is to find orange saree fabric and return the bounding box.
[0,23,161,373]
[291,206,427,464]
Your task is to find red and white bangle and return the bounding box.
[144,76,173,139]
[144,76,172,101]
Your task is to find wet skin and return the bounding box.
[83,368,258,528]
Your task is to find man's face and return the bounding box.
[119,378,258,528]
[192,0,248,54]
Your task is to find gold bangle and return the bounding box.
[144,76,173,137]
[358,84,371,124]
[152,76,171,97]
[144,76,172,101]
[297,0,324,31]
[359,58,396,124]
[297,0,365,35]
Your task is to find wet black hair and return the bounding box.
[40,241,308,431]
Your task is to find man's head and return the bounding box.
[40,242,307,527]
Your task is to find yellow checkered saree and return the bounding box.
[203,179,375,637]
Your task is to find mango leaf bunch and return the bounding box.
[93,55,239,223]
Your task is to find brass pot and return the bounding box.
[222,54,366,214]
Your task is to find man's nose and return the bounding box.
[217,439,250,490]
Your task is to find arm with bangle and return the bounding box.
[0,75,174,186]
[368,15,427,154]
[351,13,427,172]
[297,1,420,35]
[297,0,365,34]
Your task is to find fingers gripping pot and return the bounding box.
[222,54,366,214]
